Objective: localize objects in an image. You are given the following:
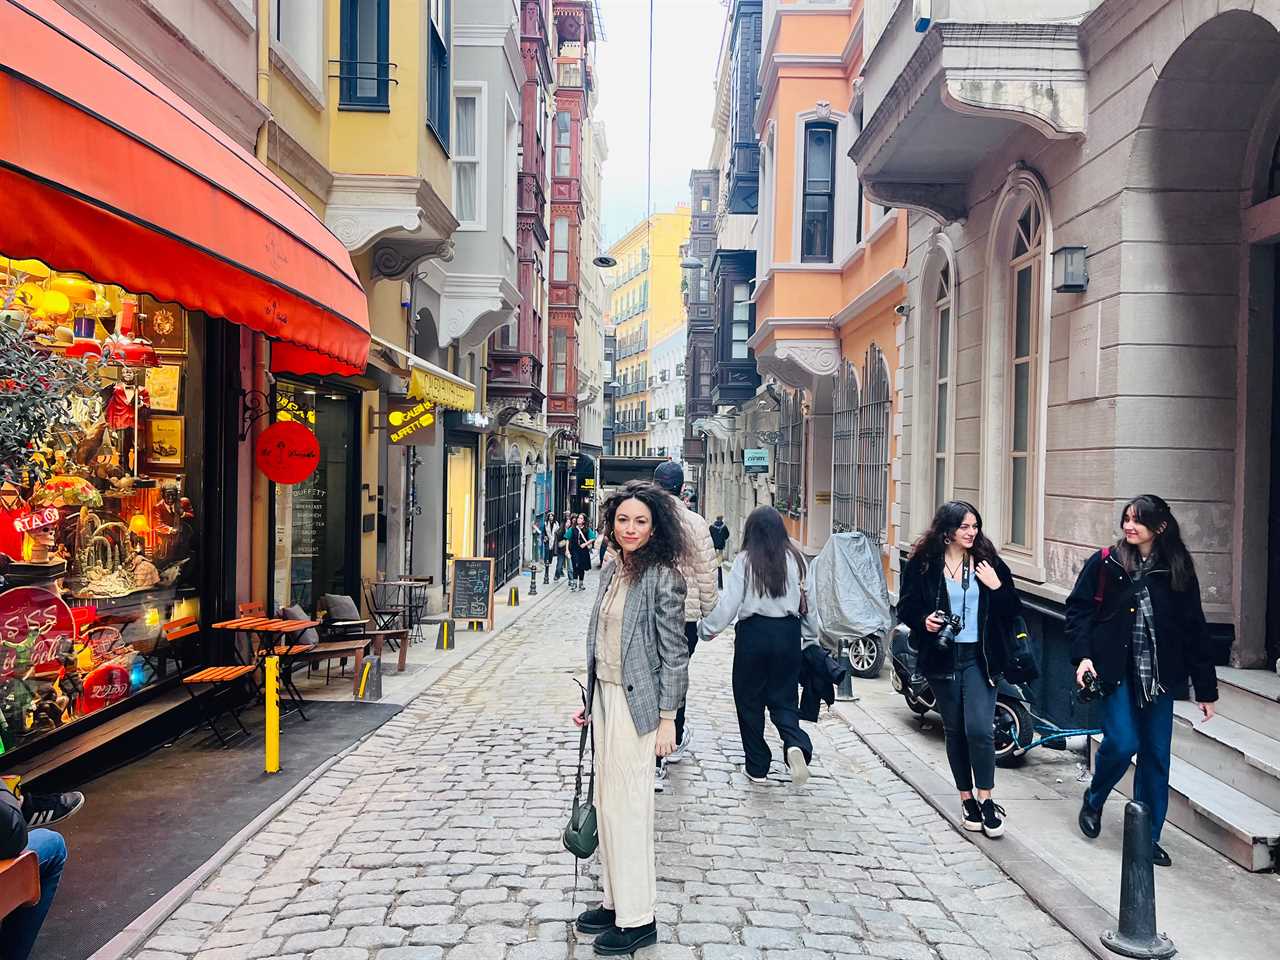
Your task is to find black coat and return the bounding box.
[1,789,25,858]
[708,521,730,551]
[897,553,1022,683]
[799,643,848,721]
[1064,549,1218,702]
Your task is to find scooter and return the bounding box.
[888,624,1094,767]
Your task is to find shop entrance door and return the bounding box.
[485,460,523,588]
[270,384,359,614]
[445,440,477,591]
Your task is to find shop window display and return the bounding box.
[0,255,202,755]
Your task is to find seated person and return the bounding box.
[1,784,74,960]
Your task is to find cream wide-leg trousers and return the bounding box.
[592,678,657,928]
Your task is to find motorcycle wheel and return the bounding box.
[847,634,886,679]
[993,698,1034,768]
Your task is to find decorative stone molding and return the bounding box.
[755,337,841,389]
[814,100,832,120]
[325,174,459,256]
[437,274,521,349]
[372,239,454,280]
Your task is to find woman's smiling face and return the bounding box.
[613,498,653,555]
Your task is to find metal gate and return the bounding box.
[484,461,523,588]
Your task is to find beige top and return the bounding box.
[594,573,629,684]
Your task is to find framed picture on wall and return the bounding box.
[138,296,187,355]
[142,415,185,470]
[145,364,183,413]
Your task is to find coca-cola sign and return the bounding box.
[80,663,131,713]
[0,586,75,680]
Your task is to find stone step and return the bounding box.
[1215,667,1280,736]
[1091,734,1280,871]
[1171,700,1280,810]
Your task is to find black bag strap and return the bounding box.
[572,680,595,807]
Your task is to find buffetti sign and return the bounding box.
[387,400,437,445]
[743,448,770,474]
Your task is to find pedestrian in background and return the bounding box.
[898,500,1023,838]
[699,505,815,786]
[708,514,730,589]
[539,511,558,583]
[651,461,718,790]
[554,510,572,581]
[1068,494,1217,868]
[573,480,689,956]
[570,514,595,591]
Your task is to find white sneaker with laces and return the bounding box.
[786,746,810,786]
[654,762,667,793]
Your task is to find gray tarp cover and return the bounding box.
[807,532,892,652]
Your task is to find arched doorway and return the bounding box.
[1123,10,1280,666]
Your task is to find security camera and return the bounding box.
[894,303,912,317]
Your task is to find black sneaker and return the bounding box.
[962,798,983,832]
[980,799,1006,838]
[575,906,616,935]
[24,790,85,828]
[1078,791,1102,839]
[593,921,657,956]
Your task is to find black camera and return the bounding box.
[931,610,962,651]
[1077,670,1104,703]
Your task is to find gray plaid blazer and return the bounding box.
[585,560,689,735]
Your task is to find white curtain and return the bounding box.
[455,96,478,222]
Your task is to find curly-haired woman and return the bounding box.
[572,480,689,956]
[898,500,1023,838]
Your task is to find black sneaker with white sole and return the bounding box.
[24,791,85,828]
[980,799,1006,838]
[962,798,983,832]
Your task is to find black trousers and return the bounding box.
[732,614,813,778]
[657,623,699,770]
[929,643,997,792]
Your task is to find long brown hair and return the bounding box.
[601,480,687,581]
[909,500,999,570]
[741,506,806,599]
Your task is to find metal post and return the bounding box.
[1101,801,1176,958]
[836,639,856,701]
[529,564,538,596]
[264,655,280,774]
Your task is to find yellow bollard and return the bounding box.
[264,655,280,774]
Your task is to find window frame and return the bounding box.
[800,121,837,263]
[777,389,806,518]
[551,216,570,282]
[1005,196,1044,552]
[855,343,891,544]
[831,360,859,533]
[932,263,954,507]
[426,0,451,148]
[338,0,391,111]
[554,110,573,178]
[451,84,484,228]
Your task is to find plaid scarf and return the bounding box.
[1130,556,1162,707]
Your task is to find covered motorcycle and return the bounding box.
[806,532,892,677]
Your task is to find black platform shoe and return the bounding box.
[575,906,616,935]
[593,921,658,956]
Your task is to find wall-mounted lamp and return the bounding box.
[1052,244,1089,293]
[593,255,618,269]
[680,257,705,270]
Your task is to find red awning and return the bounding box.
[0,0,369,376]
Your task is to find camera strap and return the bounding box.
[936,557,972,629]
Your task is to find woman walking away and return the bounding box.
[699,505,815,786]
[540,512,558,583]
[898,500,1023,838]
[573,481,688,956]
[571,514,595,590]
[1067,494,1217,868]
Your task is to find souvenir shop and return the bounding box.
[0,1,370,769]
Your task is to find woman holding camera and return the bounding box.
[1066,494,1217,868]
[898,500,1024,837]
[572,481,689,956]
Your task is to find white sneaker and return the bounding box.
[786,746,810,786]
[654,762,667,793]
[666,725,693,764]
[747,773,770,784]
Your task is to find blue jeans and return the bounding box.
[1,828,66,960]
[1086,679,1175,842]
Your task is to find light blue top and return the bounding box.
[945,575,980,644]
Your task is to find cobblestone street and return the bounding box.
[131,575,1091,960]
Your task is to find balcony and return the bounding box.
[486,350,545,419]
[683,434,705,463]
[854,7,1088,222]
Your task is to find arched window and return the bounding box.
[932,262,953,505]
[777,389,805,517]
[1006,195,1044,549]
[832,360,859,533]
[856,344,891,543]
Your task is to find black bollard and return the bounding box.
[1100,801,1176,958]
[529,564,538,596]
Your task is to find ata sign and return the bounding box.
[12,507,59,533]
[255,421,321,484]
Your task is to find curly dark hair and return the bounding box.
[909,499,999,569]
[601,480,687,581]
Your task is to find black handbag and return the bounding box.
[563,696,598,859]
[1003,615,1041,683]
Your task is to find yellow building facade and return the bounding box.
[605,208,691,457]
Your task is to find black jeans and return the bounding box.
[732,614,813,778]
[929,643,997,792]
[657,623,699,770]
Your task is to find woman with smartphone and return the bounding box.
[898,500,1024,837]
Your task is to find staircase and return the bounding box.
[1090,667,1280,871]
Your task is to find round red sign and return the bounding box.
[254,421,321,484]
[0,586,76,681]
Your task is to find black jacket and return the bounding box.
[1064,549,1218,702]
[897,553,1023,683]
[708,521,730,551]
[799,643,848,721]
[1,789,26,858]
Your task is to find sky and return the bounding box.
[593,0,727,246]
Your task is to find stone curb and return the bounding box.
[88,576,571,960]
[831,699,1117,960]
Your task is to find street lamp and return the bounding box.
[593,255,617,269]
[680,256,705,270]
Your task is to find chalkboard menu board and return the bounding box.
[450,557,495,629]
